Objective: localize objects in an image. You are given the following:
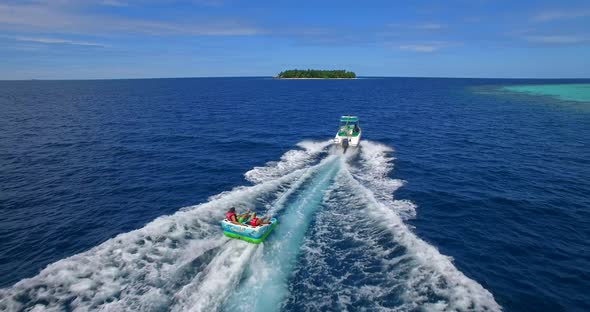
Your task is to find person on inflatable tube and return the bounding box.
[248,212,271,227]
[225,207,253,224]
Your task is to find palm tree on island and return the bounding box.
[275,69,356,79]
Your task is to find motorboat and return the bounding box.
[333,115,361,151]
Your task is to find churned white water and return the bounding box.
[0,141,500,312]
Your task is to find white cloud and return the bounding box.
[525,35,588,44]
[0,3,74,29]
[532,10,590,22]
[0,3,262,36]
[98,19,261,36]
[416,23,444,30]
[99,0,128,7]
[14,36,108,47]
[385,22,445,31]
[399,44,439,52]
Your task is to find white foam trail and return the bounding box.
[0,145,317,312]
[340,157,501,311]
[167,156,338,312]
[1,140,500,312]
[171,241,257,312]
[282,140,499,311]
[284,175,396,311]
[354,140,416,219]
[245,140,331,184]
[224,157,341,312]
[267,154,338,216]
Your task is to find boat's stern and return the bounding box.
[334,133,361,146]
[347,132,361,146]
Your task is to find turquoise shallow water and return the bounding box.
[502,83,590,102]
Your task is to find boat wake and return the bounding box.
[0,141,500,312]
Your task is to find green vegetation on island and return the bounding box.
[276,69,356,79]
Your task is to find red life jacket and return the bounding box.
[249,217,259,226]
[226,211,236,221]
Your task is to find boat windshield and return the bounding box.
[339,120,359,128]
[338,116,360,136]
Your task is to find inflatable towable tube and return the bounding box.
[221,218,277,244]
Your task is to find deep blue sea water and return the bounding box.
[0,77,589,311]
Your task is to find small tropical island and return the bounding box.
[276,69,356,79]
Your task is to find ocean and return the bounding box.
[0,77,589,311]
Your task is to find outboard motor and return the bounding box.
[342,138,349,153]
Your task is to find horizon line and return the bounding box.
[1,75,590,82]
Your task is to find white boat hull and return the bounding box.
[334,132,361,147]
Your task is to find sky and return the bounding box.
[0,0,589,79]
